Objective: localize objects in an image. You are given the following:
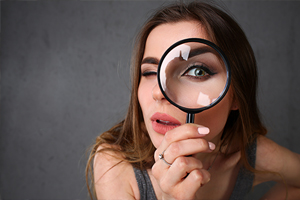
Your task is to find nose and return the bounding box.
[152,83,165,101]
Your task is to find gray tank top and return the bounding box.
[133,139,257,200]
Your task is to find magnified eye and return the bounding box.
[182,64,216,79]
[187,67,208,77]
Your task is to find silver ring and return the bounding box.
[158,150,172,166]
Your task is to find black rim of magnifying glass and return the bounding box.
[157,38,231,114]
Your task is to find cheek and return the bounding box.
[138,82,146,108]
[194,93,233,137]
[137,85,143,107]
[138,80,152,113]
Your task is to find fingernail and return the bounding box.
[208,142,216,150]
[198,127,210,135]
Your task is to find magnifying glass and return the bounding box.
[157,38,231,123]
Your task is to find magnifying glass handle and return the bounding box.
[185,113,196,179]
[186,113,195,123]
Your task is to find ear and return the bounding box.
[231,97,239,111]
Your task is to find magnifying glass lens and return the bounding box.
[158,40,229,112]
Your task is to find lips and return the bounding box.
[151,112,181,135]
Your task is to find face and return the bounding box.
[138,21,237,148]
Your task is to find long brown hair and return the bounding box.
[86,1,267,198]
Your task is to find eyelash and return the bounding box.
[141,71,157,77]
[182,64,216,79]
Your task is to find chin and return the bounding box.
[148,131,163,149]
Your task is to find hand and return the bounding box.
[152,124,215,200]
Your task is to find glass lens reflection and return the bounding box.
[159,42,227,109]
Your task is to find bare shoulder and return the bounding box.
[93,144,140,199]
[254,135,300,186]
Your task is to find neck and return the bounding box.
[195,134,223,170]
[195,149,220,170]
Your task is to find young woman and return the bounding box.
[86,2,300,199]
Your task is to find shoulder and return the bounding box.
[255,136,283,174]
[93,144,140,199]
[254,135,300,186]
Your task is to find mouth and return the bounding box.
[151,112,181,135]
[155,119,179,126]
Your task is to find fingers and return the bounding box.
[167,157,203,184]
[154,124,215,165]
[154,155,210,185]
[162,138,215,163]
[153,123,215,199]
[163,123,206,147]
[152,156,211,199]
[183,168,211,192]
[156,124,213,156]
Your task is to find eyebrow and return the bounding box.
[140,47,217,65]
[141,57,160,65]
[187,46,216,59]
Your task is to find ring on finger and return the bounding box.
[159,150,172,166]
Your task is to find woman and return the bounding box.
[86,1,300,199]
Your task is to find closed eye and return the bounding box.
[142,71,157,77]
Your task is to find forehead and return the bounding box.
[143,21,209,60]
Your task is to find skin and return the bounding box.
[139,21,239,199]
[139,21,235,151]
[93,21,300,200]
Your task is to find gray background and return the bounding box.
[1,1,299,199]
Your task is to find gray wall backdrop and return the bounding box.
[1,1,300,199]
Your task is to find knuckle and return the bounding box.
[151,163,159,179]
[201,169,211,184]
[198,139,209,149]
[168,142,181,157]
[154,149,159,160]
[191,169,211,185]
[192,170,203,182]
[176,157,188,170]
[164,131,173,143]
[159,178,171,193]
[182,124,195,135]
